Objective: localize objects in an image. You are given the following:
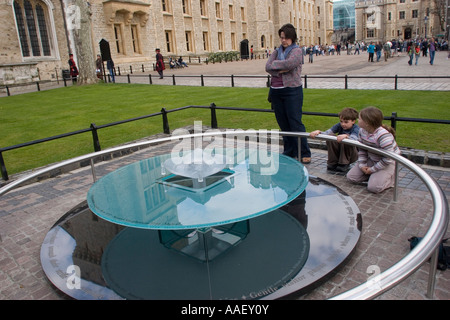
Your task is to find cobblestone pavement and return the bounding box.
[0,138,449,300]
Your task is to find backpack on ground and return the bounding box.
[408,236,450,270]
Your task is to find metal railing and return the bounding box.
[0,130,448,300]
[2,73,449,96]
[1,104,449,181]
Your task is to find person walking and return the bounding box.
[265,23,311,164]
[96,54,103,79]
[155,48,165,78]
[407,42,415,66]
[383,41,390,61]
[367,42,375,62]
[107,59,115,82]
[414,43,420,65]
[375,42,382,62]
[429,38,436,65]
[68,53,78,84]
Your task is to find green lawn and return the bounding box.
[1,83,449,176]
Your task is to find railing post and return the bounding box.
[231,75,235,87]
[393,161,399,201]
[127,74,131,83]
[172,74,176,85]
[117,67,121,76]
[130,66,133,74]
[90,123,101,152]
[345,75,348,89]
[6,86,10,96]
[391,112,397,131]
[304,75,307,89]
[36,82,41,92]
[210,103,218,129]
[426,247,439,299]
[266,75,271,87]
[161,108,170,134]
[395,75,398,90]
[0,151,9,181]
[142,64,145,72]
[149,74,153,84]
[201,75,204,86]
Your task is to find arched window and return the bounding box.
[14,0,52,57]
[261,35,266,49]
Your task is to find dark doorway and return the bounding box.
[240,39,249,59]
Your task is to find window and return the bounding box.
[14,0,52,57]
[231,32,236,50]
[367,29,374,38]
[317,6,320,14]
[261,35,266,48]
[131,25,141,54]
[399,11,405,19]
[412,10,418,18]
[200,0,207,16]
[399,0,405,3]
[215,1,222,19]
[241,7,245,21]
[165,30,173,52]
[388,12,391,20]
[185,31,193,52]
[114,24,124,54]
[161,0,171,13]
[218,32,223,50]
[202,32,209,51]
[229,4,234,20]
[182,0,191,15]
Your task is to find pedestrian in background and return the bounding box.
[107,59,115,83]
[155,48,165,79]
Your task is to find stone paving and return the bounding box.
[0,50,449,300]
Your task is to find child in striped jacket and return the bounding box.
[347,107,401,193]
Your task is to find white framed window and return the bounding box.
[13,0,54,58]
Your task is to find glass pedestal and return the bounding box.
[158,221,250,262]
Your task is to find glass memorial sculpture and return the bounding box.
[40,146,362,300]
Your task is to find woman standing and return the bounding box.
[265,23,311,163]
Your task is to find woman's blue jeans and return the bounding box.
[271,86,311,159]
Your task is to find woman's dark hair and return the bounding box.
[278,23,297,43]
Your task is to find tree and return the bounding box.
[72,0,98,85]
[431,0,447,33]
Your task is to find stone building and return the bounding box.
[1,0,333,85]
[354,0,442,43]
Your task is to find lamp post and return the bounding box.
[424,15,428,39]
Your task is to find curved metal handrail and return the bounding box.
[0,130,448,300]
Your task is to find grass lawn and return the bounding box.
[1,83,449,176]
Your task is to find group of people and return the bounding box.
[169,57,189,69]
[406,37,439,66]
[95,54,116,82]
[266,23,401,194]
